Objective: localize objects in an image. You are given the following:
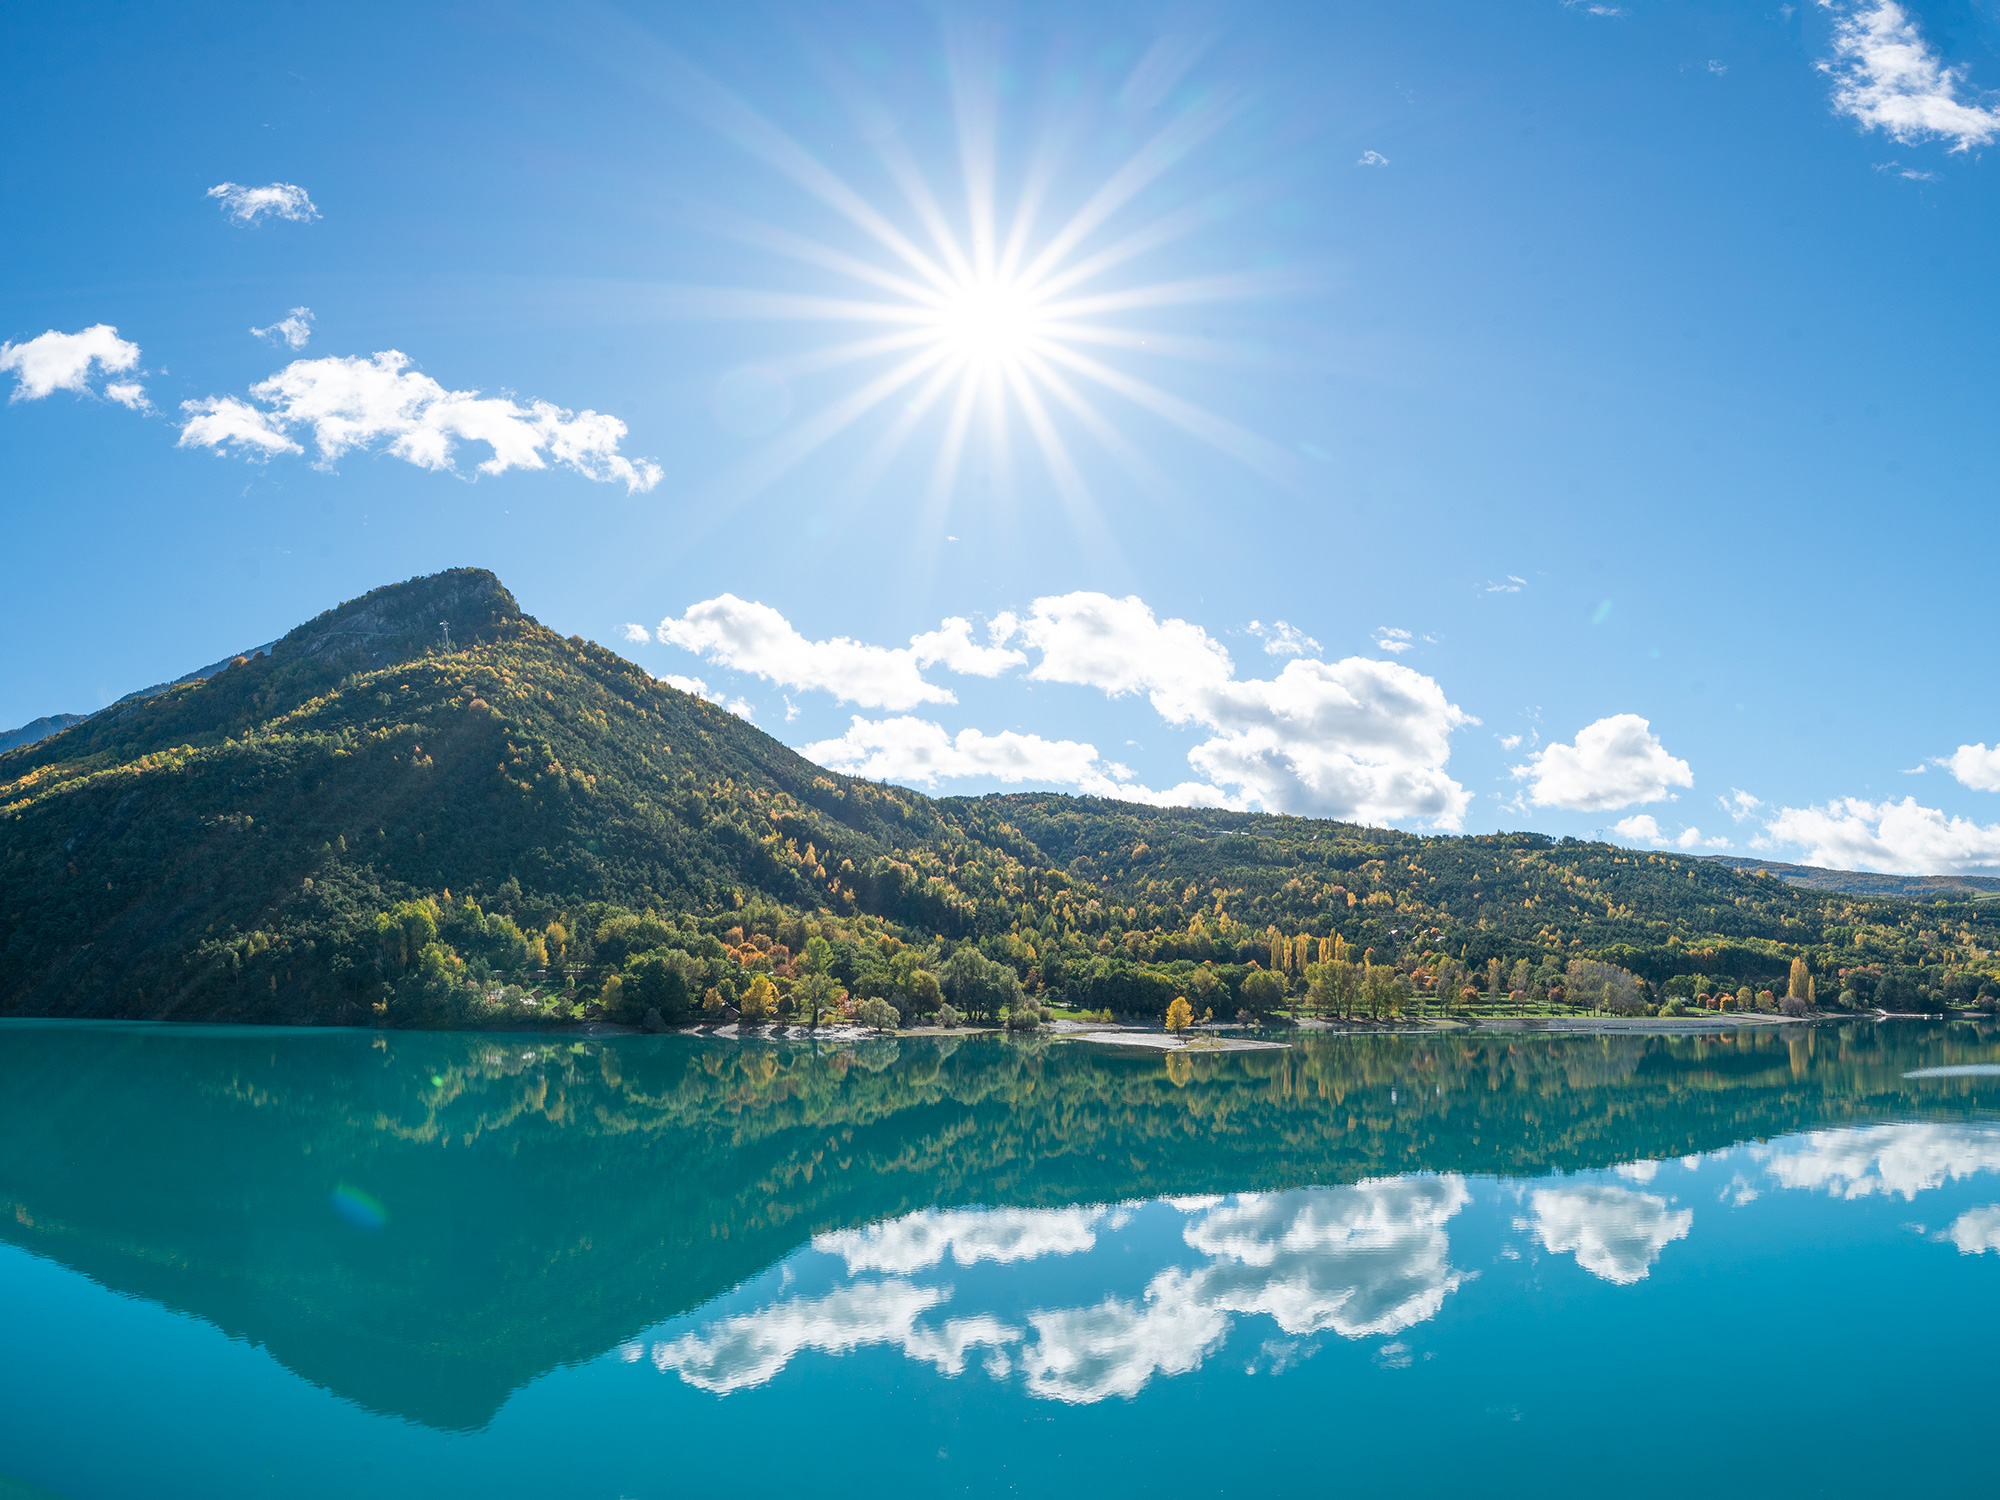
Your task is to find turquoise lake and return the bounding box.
[2,1019,1998,1497]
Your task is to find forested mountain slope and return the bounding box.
[3,569,1996,1026]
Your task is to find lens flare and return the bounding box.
[331,1184,387,1231]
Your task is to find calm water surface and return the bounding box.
[2,1019,1997,1498]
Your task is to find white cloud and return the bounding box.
[1013,592,1234,710]
[621,623,651,644]
[1942,1206,2000,1255]
[251,306,314,350]
[1613,1161,1660,1184]
[1821,1,2000,152]
[653,1280,1014,1393]
[178,350,661,491]
[0,324,142,402]
[1486,576,1526,594]
[1530,1185,1692,1284]
[1513,714,1692,812]
[1246,619,1320,658]
[1722,788,1762,823]
[206,181,320,225]
[810,716,1100,792]
[661,597,956,710]
[671,591,1473,825]
[1764,1123,2000,1201]
[1356,150,1389,166]
[1613,814,1721,850]
[1179,1178,1470,1339]
[657,671,755,719]
[1942,743,2000,793]
[1017,593,1475,827]
[907,617,1027,677]
[816,1206,1107,1275]
[1763,796,2000,874]
[1373,626,1413,655]
[1498,733,1522,751]
[103,382,151,411]
[1016,1272,1230,1404]
[177,396,301,456]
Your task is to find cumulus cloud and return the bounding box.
[1763,1123,2000,1201]
[1530,1184,1692,1284]
[660,597,958,710]
[656,672,754,719]
[1762,796,2000,874]
[621,623,651,644]
[653,1280,1016,1393]
[1247,619,1320,657]
[665,590,1474,825]
[1015,593,1476,827]
[1820,1,2000,152]
[1613,814,1662,845]
[0,324,143,402]
[802,716,1233,807]
[207,181,320,225]
[1942,743,2000,793]
[907,617,1028,677]
[816,1206,1107,1275]
[1512,714,1693,812]
[178,350,661,491]
[1942,1206,2000,1255]
[1614,814,1724,850]
[1017,1273,1230,1403]
[251,306,314,350]
[1179,1178,1470,1338]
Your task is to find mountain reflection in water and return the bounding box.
[0,1019,1997,1432]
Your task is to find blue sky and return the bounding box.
[4,0,1999,872]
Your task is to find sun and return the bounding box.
[934,279,1044,366]
[662,30,1306,519]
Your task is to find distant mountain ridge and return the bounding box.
[1701,855,2000,899]
[0,713,86,753]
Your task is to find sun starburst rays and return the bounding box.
[668,42,1303,524]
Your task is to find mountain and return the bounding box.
[0,713,85,754]
[4,567,1997,1025]
[1702,855,2000,899]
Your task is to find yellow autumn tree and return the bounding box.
[1165,995,1193,1033]
[739,974,777,1022]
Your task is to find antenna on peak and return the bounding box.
[440,620,452,652]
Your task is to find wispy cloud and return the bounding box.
[251,307,314,350]
[1374,626,1414,655]
[1486,575,1526,594]
[1820,1,2000,152]
[1246,619,1320,657]
[206,181,320,225]
[1355,150,1389,167]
